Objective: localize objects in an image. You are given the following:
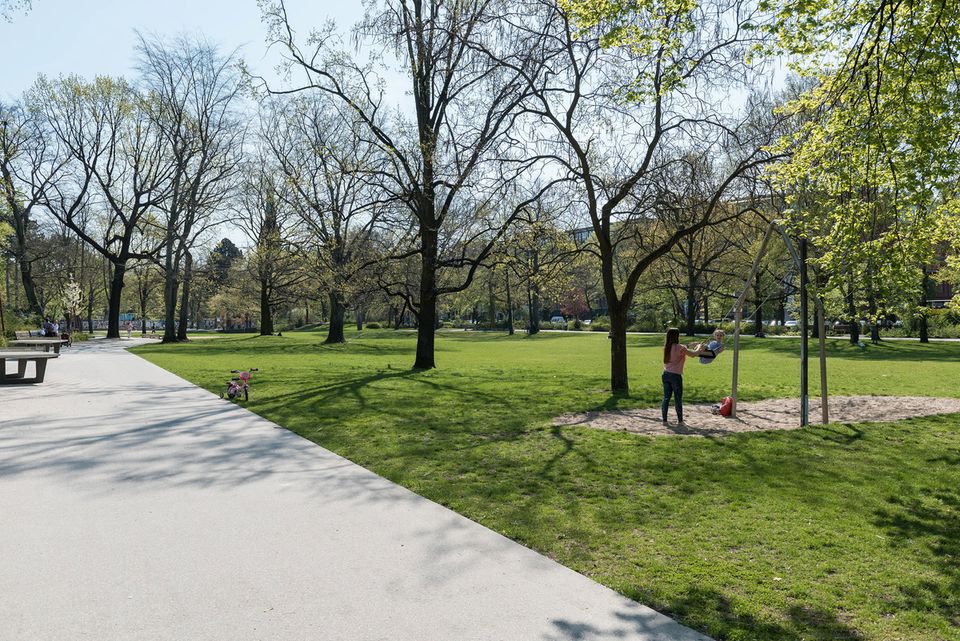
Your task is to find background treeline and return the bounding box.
[3,0,959,391]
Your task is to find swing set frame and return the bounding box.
[729,220,829,426]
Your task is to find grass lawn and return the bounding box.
[133,330,960,641]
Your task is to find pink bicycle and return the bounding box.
[220,368,258,401]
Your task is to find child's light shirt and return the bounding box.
[699,339,724,364]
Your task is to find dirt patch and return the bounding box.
[554,396,960,437]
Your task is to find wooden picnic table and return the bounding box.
[11,338,68,354]
[0,351,59,384]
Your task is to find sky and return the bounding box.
[0,0,368,100]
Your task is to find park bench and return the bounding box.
[0,351,59,384]
[13,329,70,349]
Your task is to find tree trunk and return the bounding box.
[754,271,764,336]
[703,296,709,327]
[140,283,148,334]
[609,303,629,393]
[259,278,273,335]
[847,278,860,344]
[685,267,696,336]
[919,268,929,343]
[191,295,201,329]
[176,251,192,341]
[868,290,880,343]
[18,256,42,316]
[355,307,364,332]
[106,261,127,339]
[326,292,346,343]
[487,275,496,327]
[505,271,514,336]
[3,258,10,320]
[527,284,541,335]
[393,303,404,330]
[87,282,94,333]
[413,227,438,369]
[162,246,179,343]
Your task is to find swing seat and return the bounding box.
[699,345,724,364]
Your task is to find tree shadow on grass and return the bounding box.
[810,423,864,445]
[624,586,863,641]
[587,390,663,413]
[538,425,600,480]
[753,337,960,363]
[135,335,433,359]
[873,489,960,627]
[257,367,502,412]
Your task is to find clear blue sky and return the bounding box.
[0,0,366,100]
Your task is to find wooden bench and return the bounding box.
[0,351,59,384]
[14,330,35,340]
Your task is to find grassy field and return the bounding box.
[133,330,960,641]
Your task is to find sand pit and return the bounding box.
[554,396,960,437]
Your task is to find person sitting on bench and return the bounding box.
[41,318,57,337]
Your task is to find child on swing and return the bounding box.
[694,329,725,364]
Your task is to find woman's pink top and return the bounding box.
[663,343,687,375]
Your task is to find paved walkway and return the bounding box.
[0,339,711,641]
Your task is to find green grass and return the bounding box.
[133,330,960,641]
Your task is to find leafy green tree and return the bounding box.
[208,238,242,287]
[757,0,960,328]
[521,1,782,392]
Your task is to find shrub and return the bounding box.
[763,324,790,336]
[684,322,717,334]
[627,320,662,332]
[366,322,381,329]
[72,332,91,342]
[590,315,611,332]
[929,313,960,338]
[566,319,583,331]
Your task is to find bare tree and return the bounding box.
[508,1,782,392]
[260,0,549,369]
[37,75,174,338]
[236,162,305,335]
[0,0,30,21]
[0,100,67,315]
[262,95,387,344]
[137,33,244,342]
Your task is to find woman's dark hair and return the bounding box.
[663,328,680,363]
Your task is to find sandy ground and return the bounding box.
[554,396,960,437]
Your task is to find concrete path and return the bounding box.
[0,339,711,641]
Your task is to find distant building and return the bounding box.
[568,226,593,245]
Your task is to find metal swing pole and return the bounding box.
[732,221,829,426]
[817,293,829,424]
[799,237,809,427]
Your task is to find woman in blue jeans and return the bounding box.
[662,328,707,424]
